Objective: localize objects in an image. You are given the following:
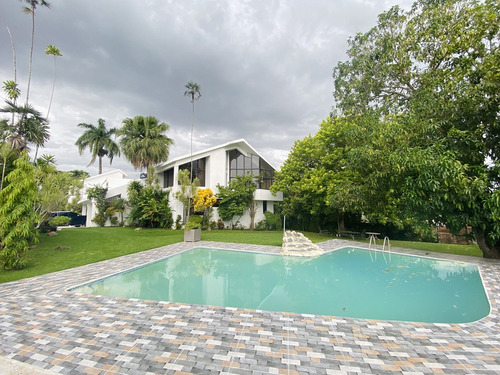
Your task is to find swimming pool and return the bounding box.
[72,247,490,323]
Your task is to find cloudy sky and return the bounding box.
[0,0,412,178]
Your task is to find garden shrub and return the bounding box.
[48,216,71,228]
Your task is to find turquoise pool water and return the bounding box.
[72,247,490,323]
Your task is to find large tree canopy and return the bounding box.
[332,0,500,258]
[275,0,499,258]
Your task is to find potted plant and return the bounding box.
[184,215,202,242]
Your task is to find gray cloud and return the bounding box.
[0,0,413,177]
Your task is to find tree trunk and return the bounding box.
[337,211,345,233]
[473,227,500,259]
[98,156,103,174]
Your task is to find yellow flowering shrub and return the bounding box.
[193,188,217,213]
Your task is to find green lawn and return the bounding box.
[0,227,482,284]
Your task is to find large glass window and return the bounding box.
[228,150,274,189]
[179,157,206,186]
[163,168,174,188]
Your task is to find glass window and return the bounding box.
[179,157,206,186]
[228,149,275,190]
[163,168,174,188]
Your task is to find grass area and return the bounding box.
[0,227,482,284]
[389,239,482,257]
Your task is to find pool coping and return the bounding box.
[0,239,499,374]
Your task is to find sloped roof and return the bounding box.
[156,138,276,172]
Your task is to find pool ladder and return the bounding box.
[369,235,391,252]
[382,236,391,252]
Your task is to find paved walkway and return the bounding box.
[0,240,499,374]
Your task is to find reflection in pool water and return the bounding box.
[72,247,490,323]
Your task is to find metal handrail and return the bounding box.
[382,236,391,252]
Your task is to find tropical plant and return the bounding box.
[118,115,173,175]
[0,100,49,152]
[126,180,173,228]
[0,153,40,270]
[217,173,257,230]
[106,198,127,226]
[184,215,203,230]
[2,80,20,101]
[75,118,120,174]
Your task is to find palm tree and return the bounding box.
[33,44,61,163]
[44,44,61,119]
[118,115,173,175]
[20,0,51,106]
[75,118,120,174]
[183,81,201,181]
[0,100,49,152]
[183,81,201,221]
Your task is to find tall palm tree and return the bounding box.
[183,81,201,182]
[44,44,61,119]
[75,118,120,174]
[20,0,51,106]
[33,44,61,163]
[118,115,173,175]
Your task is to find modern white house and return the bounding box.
[80,139,283,228]
[156,139,283,228]
[80,169,134,227]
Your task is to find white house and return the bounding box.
[80,169,134,227]
[80,139,283,228]
[156,139,283,228]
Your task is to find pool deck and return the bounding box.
[0,239,499,375]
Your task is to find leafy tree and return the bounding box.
[273,117,366,233]
[217,173,257,230]
[75,118,120,174]
[34,160,81,226]
[332,0,500,257]
[119,115,173,175]
[0,153,39,270]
